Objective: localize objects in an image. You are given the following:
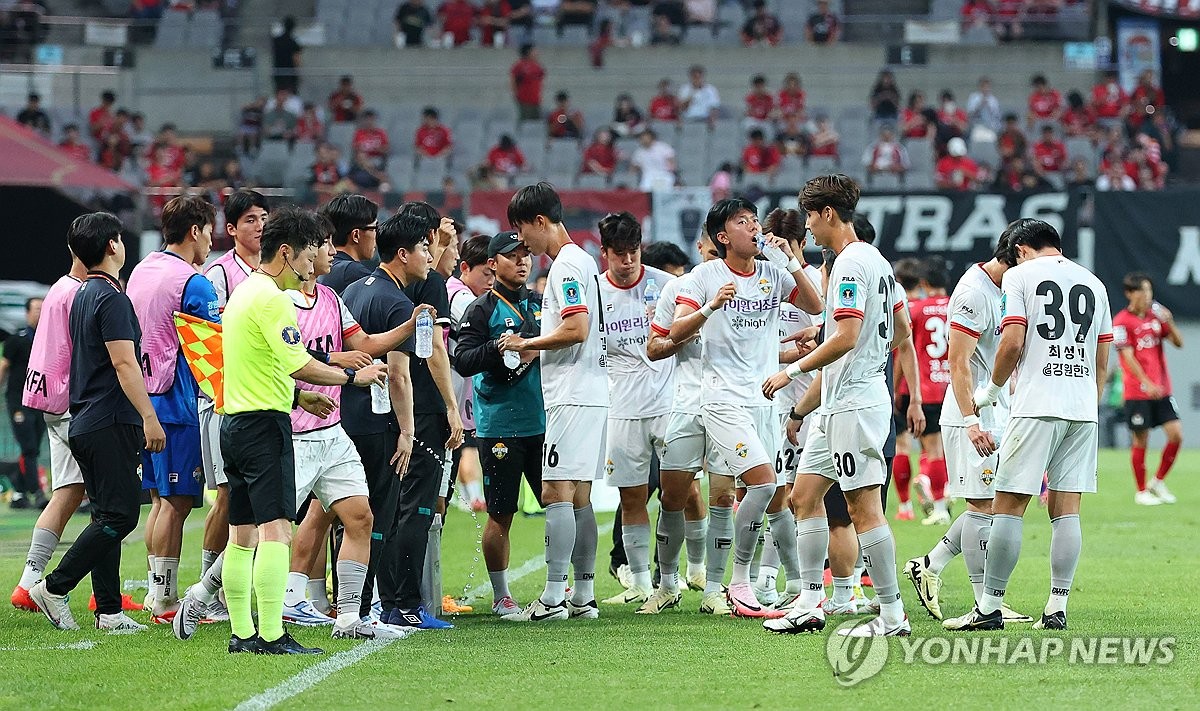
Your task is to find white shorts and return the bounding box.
[45,412,83,490]
[660,411,723,476]
[996,417,1097,496]
[701,403,778,479]
[199,401,226,488]
[543,405,608,482]
[294,424,370,510]
[795,407,890,492]
[777,412,807,485]
[606,414,668,488]
[944,424,1002,500]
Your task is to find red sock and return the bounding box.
[1131,446,1147,492]
[893,455,911,504]
[1156,441,1181,481]
[929,458,948,501]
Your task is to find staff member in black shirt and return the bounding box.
[29,212,166,633]
[318,193,378,294]
[1,297,47,509]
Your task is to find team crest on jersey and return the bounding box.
[562,279,582,306]
[981,468,994,487]
[839,281,857,307]
[282,326,301,345]
[1000,293,1007,316]
[758,278,772,295]
[1131,413,1145,427]
[491,442,508,460]
[193,467,203,482]
[734,442,749,459]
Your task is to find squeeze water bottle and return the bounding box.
[643,278,660,318]
[757,233,790,270]
[415,309,434,359]
[369,358,391,414]
[502,330,521,369]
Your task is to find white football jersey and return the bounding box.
[775,264,824,414]
[1000,254,1112,422]
[821,241,903,415]
[940,264,1009,430]
[651,274,703,414]
[677,258,798,407]
[599,266,676,419]
[540,242,609,409]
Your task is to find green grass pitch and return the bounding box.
[0,449,1196,709]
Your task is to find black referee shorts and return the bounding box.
[221,411,297,526]
[478,434,543,516]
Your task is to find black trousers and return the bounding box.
[8,405,46,494]
[350,431,400,618]
[393,413,449,610]
[45,424,142,614]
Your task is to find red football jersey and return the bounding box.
[745,92,773,120]
[1113,308,1171,400]
[909,295,951,404]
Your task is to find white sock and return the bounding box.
[832,576,854,605]
[308,578,330,612]
[154,556,180,606]
[284,572,309,607]
[934,499,948,515]
[146,555,156,596]
[201,548,219,576]
[755,565,778,592]
[489,570,510,602]
[633,570,653,590]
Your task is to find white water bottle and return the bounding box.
[757,233,790,270]
[415,310,434,359]
[369,358,390,414]
[502,330,520,369]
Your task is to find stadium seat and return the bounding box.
[187,9,223,50]
[517,120,547,144]
[253,141,291,186]
[388,159,414,191]
[1066,137,1097,175]
[576,173,609,189]
[327,123,355,159]
[560,25,591,45]
[968,139,1000,169]
[774,155,805,191]
[545,139,582,174]
[414,155,449,190]
[154,9,189,49]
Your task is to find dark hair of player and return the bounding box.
[68,212,122,269]
[800,174,860,222]
[642,242,691,272]
[704,197,757,259]
[320,193,378,247]
[1003,217,1061,253]
[398,201,441,236]
[764,208,805,248]
[161,195,216,246]
[993,229,1017,267]
[852,212,876,244]
[1123,271,1152,293]
[260,206,322,263]
[376,210,431,262]
[598,211,642,252]
[921,255,949,290]
[460,234,490,269]
[224,189,269,228]
[508,181,563,227]
[893,257,923,292]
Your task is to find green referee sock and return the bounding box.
[254,541,291,643]
[224,543,256,640]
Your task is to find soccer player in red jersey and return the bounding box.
[1112,273,1183,505]
[907,258,952,525]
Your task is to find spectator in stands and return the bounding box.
[589,18,619,68]
[652,0,686,30]
[869,70,900,124]
[58,124,91,162]
[806,0,840,45]
[16,93,49,136]
[146,123,185,172]
[581,128,618,178]
[1032,124,1066,175]
[265,86,303,116]
[89,90,116,141]
[395,0,433,46]
[97,131,126,172]
[630,128,676,191]
[558,0,597,32]
[146,144,184,213]
[997,113,1027,166]
[328,75,363,123]
[678,64,720,125]
[127,112,153,156]
[642,242,691,276]
[936,137,979,191]
[649,79,679,122]
[611,93,644,137]
[960,0,992,33]
[1096,161,1135,191]
[354,109,393,168]
[741,0,782,47]
[1091,69,1128,126]
[650,12,681,45]
[1098,124,1126,170]
[0,0,47,63]
[937,90,969,136]
[271,16,302,93]
[1026,74,1062,130]
[775,115,809,158]
[993,0,1023,41]
[808,115,839,164]
[478,0,512,47]
[900,91,929,140]
[777,72,806,123]
[1126,141,1166,189]
[486,134,527,184]
[412,106,450,160]
[263,96,298,143]
[709,162,734,201]
[507,0,534,42]
[510,43,546,121]
[238,96,265,155]
[223,158,247,190]
[185,159,224,198]
[1060,89,1093,138]
[296,102,325,142]
[863,124,909,186]
[347,148,390,192]
[993,155,1033,193]
[101,109,132,162]
[741,128,781,178]
[966,77,1002,137]
[310,142,350,198]
[437,0,477,46]
[548,91,585,140]
[1129,69,1165,132]
[130,0,164,21]
[744,74,774,132]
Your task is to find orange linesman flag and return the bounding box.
[174,311,225,414]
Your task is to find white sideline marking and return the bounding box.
[0,640,97,651]
[231,640,398,711]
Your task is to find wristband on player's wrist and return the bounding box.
[785,362,805,380]
[700,303,716,318]
[788,408,805,422]
[963,414,980,428]
[787,257,804,273]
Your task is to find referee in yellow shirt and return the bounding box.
[220,206,385,655]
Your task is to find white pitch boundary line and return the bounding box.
[0,640,98,651]
[230,513,621,711]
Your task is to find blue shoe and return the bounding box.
[281,599,335,627]
[391,605,454,630]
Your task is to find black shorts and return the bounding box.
[825,459,891,527]
[478,434,543,516]
[893,395,943,436]
[921,403,942,435]
[462,429,478,449]
[1126,397,1179,432]
[221,411,296,526]
[893,393,910,434]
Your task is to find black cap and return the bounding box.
[488,231,521,258]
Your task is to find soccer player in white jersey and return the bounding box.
[762,175,912,637]
[592,213,679,610]
[498,183,609,622]
[648,229,735,615]
[905,227,1032,624]
[945,218,1112,632]
[670,197,822,618]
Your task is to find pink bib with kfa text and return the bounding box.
[21,274,81,414]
